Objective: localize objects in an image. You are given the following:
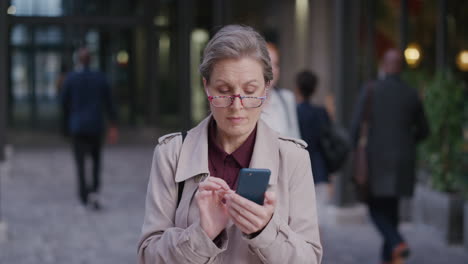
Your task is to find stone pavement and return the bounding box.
[0,146,467,264]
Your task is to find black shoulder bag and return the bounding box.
[318,115,351,173]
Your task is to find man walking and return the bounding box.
[351,49,429,264]
[61,48,118,210]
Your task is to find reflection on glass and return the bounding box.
[12,51,29,100]
[84,30,100,69]
[11,25,30,45]
[35,51,61,124]
[35,51,60,100]
[11,0,62,16]
[35,26,63,45]
[11,0,137,16]
[11,50,30,125]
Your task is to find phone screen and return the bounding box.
[236,168,271,205]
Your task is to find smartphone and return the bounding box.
[236,168,271,205]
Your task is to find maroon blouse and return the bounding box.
[208,118,257,190]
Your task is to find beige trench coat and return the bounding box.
[138,116,322,264]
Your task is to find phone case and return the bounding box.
[236,168,271,205]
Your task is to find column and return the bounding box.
[400,0,408,52]
[177,0,193,130]
[333,0,361,206]
[0,0,9,161]
[144,0,159,125]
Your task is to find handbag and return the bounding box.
[319,122,350,173]
[352,82,374,202]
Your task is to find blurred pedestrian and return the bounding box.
[138,25,322,263]
[351,48,429,264]
[61,47,118,210]
[261,42,301,138]
[295,70,332,220]
[295,70,331,184]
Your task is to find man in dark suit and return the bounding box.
[61,48,118,210]
[351,49,429,264]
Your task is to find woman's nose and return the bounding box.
[231,96,243,109]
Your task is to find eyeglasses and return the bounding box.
[207,94,267,108]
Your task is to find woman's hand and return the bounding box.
[195,177,231,240]
[225,191,276,235]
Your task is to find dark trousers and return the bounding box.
[72,134,102,205]
[367,196,404,262]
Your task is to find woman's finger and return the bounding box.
[204,176,231,190]
[198,181,223,191]
[226,196,262,228]
[263,191,276,207]
[226,192,264,218]
[227,204,255,234]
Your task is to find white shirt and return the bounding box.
[261,88,301,139]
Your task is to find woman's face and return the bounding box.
[204,57,267,140]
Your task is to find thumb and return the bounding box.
[264,191,276,206]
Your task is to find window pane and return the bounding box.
[11,25,30,45]
[35,26,63,45]
[11,0,63,16]
[11,0,138,16]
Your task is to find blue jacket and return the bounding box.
[61,68,117,135]
[297,102,330,183]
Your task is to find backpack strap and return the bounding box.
[176,131,187,208]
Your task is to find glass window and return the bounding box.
[11,25,30,45]
[35,26,63,45]
[35,51,61,100]
[11,50,30,100]
[11,0,63,16]
[10,0,138,16]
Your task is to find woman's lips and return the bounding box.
[227,117,245,125]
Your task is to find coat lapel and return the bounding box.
[175,116,211,182]
[249,119,280,185]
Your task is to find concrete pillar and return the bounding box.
[308,0,333,107]
[177,0,193,130]
[277,0,297,91]
[0,0,9,161]
[213,0,231,29]
[144,0,159,126]
[333,0,361,207]
[400,0,408,52]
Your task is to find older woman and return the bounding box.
[138,25,322,264]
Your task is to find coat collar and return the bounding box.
[175,115,279,185]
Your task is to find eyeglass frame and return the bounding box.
[207,93,268,108]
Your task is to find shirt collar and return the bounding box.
[208,118,257,168]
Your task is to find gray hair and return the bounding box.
[199,25,273,85]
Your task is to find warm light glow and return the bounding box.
[192,29,209,44]
[295,0,309,68]
[456,50,468,71]
[404,43,422,68]
[154,15,168,27]
[116,50,129,65]
[7,5,16,15]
